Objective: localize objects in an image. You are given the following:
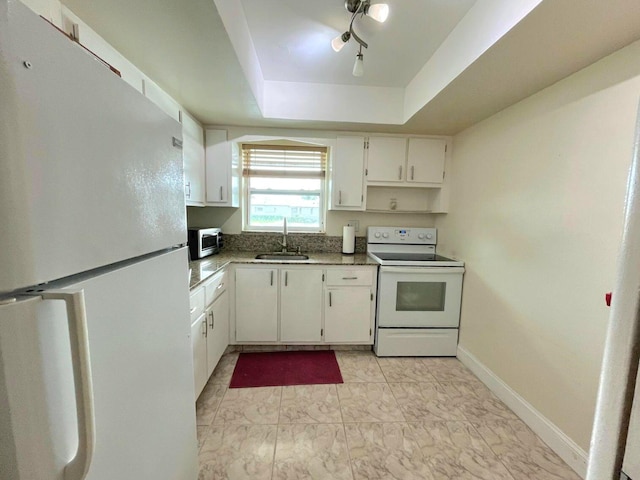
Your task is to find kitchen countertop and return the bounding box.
[189,251,377,290]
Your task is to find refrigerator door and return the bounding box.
[0,248,198,480]
[0,0,186,295]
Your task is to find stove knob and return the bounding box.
[382,232,389,238]
[418,233,425,239]
[426,234,433,240]
[374,232,381,238]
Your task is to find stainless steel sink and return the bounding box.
[255,253,309,261]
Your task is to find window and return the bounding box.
[242,144,327,232]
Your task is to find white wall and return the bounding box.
[436,39,640,456]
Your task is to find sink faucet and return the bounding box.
[280,217,288,252]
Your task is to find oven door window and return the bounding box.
[396,281,446,312]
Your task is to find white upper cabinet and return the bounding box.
[205,129,240,207]
[142,78,181,122]
[366,137,407,183]
[367,136,446,186]
[406,138,446,185]
[330,136,366,210]
[182,112,205,206]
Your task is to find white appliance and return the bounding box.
[367,227,464,356]
[586,102,640,480]
[0,2,198,479]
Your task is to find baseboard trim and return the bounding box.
[456,346,588,478]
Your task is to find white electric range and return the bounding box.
[367,226,465,356]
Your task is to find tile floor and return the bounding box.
[196,350,581,480]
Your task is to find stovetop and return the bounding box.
[366,226,464,267]
[372,253,456,262]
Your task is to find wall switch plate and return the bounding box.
[348,220,360,232]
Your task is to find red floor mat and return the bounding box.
[229,350,343,388]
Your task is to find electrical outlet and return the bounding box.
[348,220,360,233]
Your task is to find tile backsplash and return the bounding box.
[222,232,366,253]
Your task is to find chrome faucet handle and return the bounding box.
[296,246,301,254]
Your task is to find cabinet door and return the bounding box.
[332,137,365,209]
[366,137,407,183]
[206,289,229,376]
[183,135,205,206]
[235,268,278,342]
[407,138,446,184]
[280,269,323,342]
[205,129,237,207]
[142,78,181,122]
[325,288,373,343]
[183,113,205,206]
[191,313,208,398]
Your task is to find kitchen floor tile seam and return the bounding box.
[404,420,520,480]
[338,422,357,480]
[211,385,283,427]
[468,419,580,479]
[269,418,281,480]
[336,382,408,424]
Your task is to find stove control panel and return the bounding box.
[367,227,437,245]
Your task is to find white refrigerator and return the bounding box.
[0,1,198,479]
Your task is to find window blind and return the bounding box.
[242,144,327,178]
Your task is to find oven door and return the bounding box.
[377,266,464,328]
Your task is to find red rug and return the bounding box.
[229,350,343,388]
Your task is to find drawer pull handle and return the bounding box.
[189,306,197,314]
[342,276,358,280]
[329,292,332,307]
[217,282,224,290]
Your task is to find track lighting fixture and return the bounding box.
[331,0,389,77]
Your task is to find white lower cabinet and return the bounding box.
[206,289,229,375]
[190,312,208,398]
[190,268,230,398]
[325,287,373,343]
[235,267,278,342]
[280,269,323,342]
[232,265,376,345]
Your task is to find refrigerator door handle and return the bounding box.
[41,289,95,480]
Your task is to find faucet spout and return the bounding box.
[281,218,288,252]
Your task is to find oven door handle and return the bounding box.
[380,266,465,274]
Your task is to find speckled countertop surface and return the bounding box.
[189,252,377,290]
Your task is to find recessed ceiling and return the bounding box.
[60,0,640,134]
[240,0,476,88]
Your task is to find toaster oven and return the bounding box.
[188,227,222,259]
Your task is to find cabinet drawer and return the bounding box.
[204,270,227,306]
[326,268,373,286]
[189,287,205,322]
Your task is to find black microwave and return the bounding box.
[188,228,223,259]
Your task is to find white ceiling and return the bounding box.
[60,0,640,134]
[240,0,476,88]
